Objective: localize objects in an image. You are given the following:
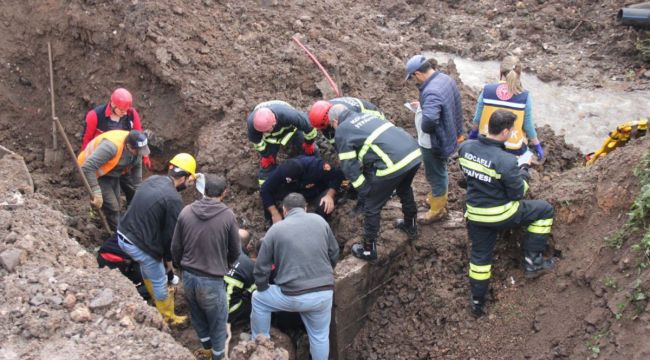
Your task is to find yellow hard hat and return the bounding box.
[169,153,196,176]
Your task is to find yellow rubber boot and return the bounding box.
[418,193,448,224]
[425,192,434,208]
[143,279,155,299]
[154,295,188,326]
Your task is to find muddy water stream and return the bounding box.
[426,52,650,153]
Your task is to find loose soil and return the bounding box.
[0,0,648,359]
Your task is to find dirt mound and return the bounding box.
[0,150,193,359]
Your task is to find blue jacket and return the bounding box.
[419,71,464,158]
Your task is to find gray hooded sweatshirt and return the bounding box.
[171,197,241,278]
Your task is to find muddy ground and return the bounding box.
[0,0,649,359]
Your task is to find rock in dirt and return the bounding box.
[0,248,24,272]
[89,288,114,310]
[63,293,77,309]
[230,335,290,360]
[584,307,608,326]
[155,47,171,65]
[70,305,92,322]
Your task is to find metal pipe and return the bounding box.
[291,35,341,98]
[618,3,650,28]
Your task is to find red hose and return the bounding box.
[292,36,341,98]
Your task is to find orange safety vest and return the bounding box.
[77,130,129,177]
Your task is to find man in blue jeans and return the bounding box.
[252,193,339,360]
[171,175,241,360]
[117,153,196,325]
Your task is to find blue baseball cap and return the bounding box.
[404,55,427,81]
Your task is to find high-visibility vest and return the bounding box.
[77,130,129,177]
[478,82,529,151]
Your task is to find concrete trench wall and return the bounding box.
[331,236,410,359]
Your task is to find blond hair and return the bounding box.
[500,56,524,95]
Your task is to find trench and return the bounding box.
[426,52,650,153]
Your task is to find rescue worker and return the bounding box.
[171,175,240,360]
[81,88,152,169]
[247,101,319,184]
[469,56,544,159]
[308,97,385,145]
[224,229,256,326]
[260,155,345,224]
[459,110,555,317]
[327,104,422,261]
[78,129,149,230]
[252,193,339,360]
[117,153,197,325]
[404,55,464,224]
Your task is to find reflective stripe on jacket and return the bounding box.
[458,136,529,223]
[334,110,421,195]
[478,83,529,151]
[247,101,316,155]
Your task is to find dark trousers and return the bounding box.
[363,164,420,242]
[98,176,137,230]
[258,131,320,182]
[228,296,252,326]
[467,199,554,299]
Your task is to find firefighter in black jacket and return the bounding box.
[260,155,345,224]
[247,101,319,185]
[328,104,422,261]
[308,97,385,145]
[458,110,555,317]
[225,251,256,325]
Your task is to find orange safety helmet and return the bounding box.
[110,88,133,111]
[308,100,333,129]
[253,108,277,132]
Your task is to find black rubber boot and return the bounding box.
[395,218,418,240]
[470,296,485,318]
[351,240,377,261]
[523,252,556,279]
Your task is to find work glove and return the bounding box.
[142,155,152,169]
[533,143,544,160]
[90,193,103,209]
[301,142,315,156]
[468,128,479,140]
[259,155,276,169]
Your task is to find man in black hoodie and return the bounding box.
[171,174,241,360]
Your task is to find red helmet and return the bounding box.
[309,100,333,129]
[110,88,133,111]
[253,108,277,132]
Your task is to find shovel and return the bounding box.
[45,42,64,170]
